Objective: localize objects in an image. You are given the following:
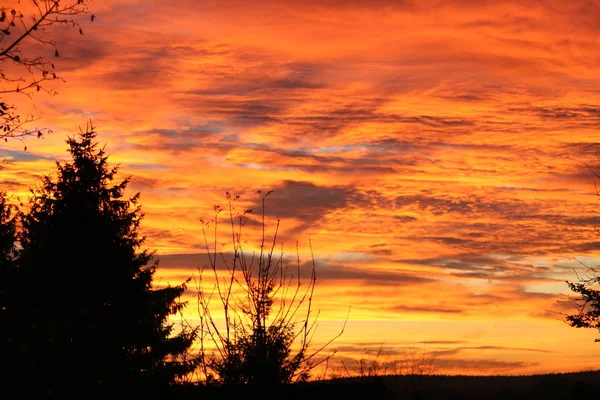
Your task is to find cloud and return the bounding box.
[421,340,468,345]
[52,31,111,72]
[390,305,464,314]
[0,150,53,162]
[394,194,539,218]
[251,180,353,226]
[155,253,432,286]
[432,358,536,373]
[434,345,555,357]
[128,176,160,190]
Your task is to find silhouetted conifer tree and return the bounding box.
[5,125,194,398]
[0,192,17,265]
[0,192,17,304]
[0,192,17,386]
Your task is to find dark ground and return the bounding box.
[375,370,600,400]
[169,371,600,400]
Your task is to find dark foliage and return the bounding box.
[0,192,17,265]
[214,323,299,385]
[566,275,600,341]
[565,165,600,342]
[0,191,17,383]
[1,125,195,397]
[0,191,17,303]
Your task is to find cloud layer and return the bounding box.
[2,0,600,375]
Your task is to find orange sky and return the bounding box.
[2,0,600,376]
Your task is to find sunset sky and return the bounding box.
[2,0,600,376]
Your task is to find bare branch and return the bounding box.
[0,1,92,141]
[188,191,347,384]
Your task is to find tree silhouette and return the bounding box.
[565,166,600,344]
[0,192,17,263]
[4,125,195,397]
[566,272,600,341]
[0,1,92,142]
[191,191,347,385]
[0,191,18,386]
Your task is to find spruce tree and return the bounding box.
[0,192,17,267]
[8,126,194,397]
[0,191,17,309]
[0,192,17,387]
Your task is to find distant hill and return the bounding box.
[169,371,600,400]
[327,370,600,400]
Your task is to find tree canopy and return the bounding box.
[2,125,194,397]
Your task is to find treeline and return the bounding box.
[0,127,337,398]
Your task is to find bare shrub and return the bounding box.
[332,343,437,399]
[187,191,347,385]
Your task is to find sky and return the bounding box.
[2,0,600,376]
